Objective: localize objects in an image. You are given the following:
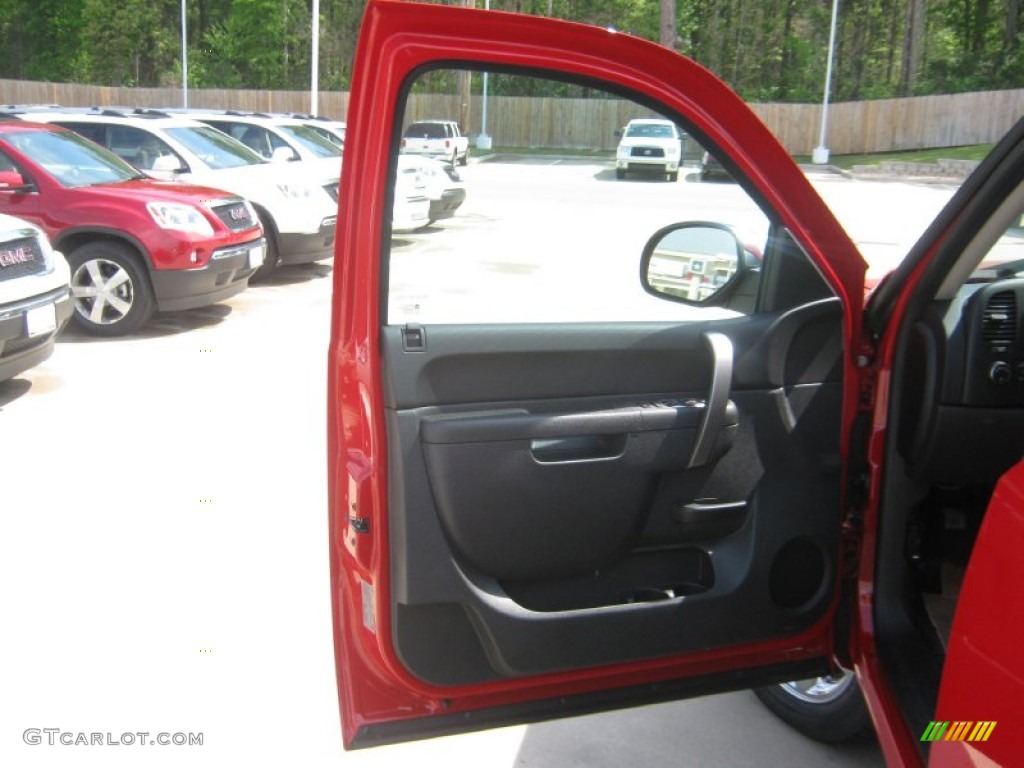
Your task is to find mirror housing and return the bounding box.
[0,170,28,191]
[151,154,185,173]
[640,222,745,305]
[271,146,298,163]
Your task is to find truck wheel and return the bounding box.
[459,147,469,166]
[668,170,679,181]
[68,241,154,336]
[753,670,872,743]
[615,169,626,180]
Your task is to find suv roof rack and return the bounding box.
[0,104,63,113]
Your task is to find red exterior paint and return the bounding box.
[328,0,870,747]
[927,460,1024,766]
[0,122,258,270]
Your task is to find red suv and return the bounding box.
[0,120,264,335]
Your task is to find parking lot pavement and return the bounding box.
[0,159,944,767]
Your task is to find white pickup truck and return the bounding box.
[401,119,470,166]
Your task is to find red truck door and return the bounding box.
[328,0,867,749]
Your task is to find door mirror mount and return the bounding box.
[0,169,29,192]
[271,146,298,163]
[151,155,185,173]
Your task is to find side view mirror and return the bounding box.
[640,222,744,305]
[271,146,299,163]
[0,169,28,191]
[151,155,185,173]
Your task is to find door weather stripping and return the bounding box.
[688,332,734,468]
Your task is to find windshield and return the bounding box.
[275,124,342,158]
[2,128,141,187]
[624,122,677,139]
[165,125,263,169]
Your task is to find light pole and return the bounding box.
[311,0,320,115]
[181,0,188,108]
[476,0,492,150]
[813,0,839,164]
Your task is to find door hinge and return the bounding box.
[841,407,872,579]
[840,507,864,579]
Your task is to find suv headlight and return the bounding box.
[146,202,215,236]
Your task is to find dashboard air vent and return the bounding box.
[982,291,1017,345]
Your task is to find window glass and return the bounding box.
[55,122,106,145]
[387,69,771,324]
[2,129,138,188]
[208,122,276,159]
[275,124,341,158]
[165,126,262,169]
[106,126,176,170]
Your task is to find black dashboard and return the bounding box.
[901,274,1024,483]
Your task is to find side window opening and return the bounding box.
[386,68,820,326]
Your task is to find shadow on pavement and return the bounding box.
[258,261,334,286]
[514,691,884,768]
[57,302,234,343]
[0,376,33,409]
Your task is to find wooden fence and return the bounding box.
[3,78,1023,156]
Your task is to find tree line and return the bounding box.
[1,0,1021,103]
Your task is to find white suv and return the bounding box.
[170,111,343,178]
[0,213,71,382]
[615,118,685,181]
[12,109,338,278]
[401,119,470,166]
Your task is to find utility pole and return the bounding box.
[311,0,320,114]
[181,0,188,107]
[659,0,677,49]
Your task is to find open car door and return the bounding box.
[328,0,868,749]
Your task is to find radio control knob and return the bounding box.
[990,361,1013,384]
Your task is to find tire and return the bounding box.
[251,211,280,282]
[668,170,679,182]
[615,169,626,180]
[451,149,459,167]
[67,240,154,336]
[753,670,872,744]
[458,147,469,166]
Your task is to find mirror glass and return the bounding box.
[643,225,742,302]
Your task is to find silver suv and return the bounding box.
[0,213,71,381]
